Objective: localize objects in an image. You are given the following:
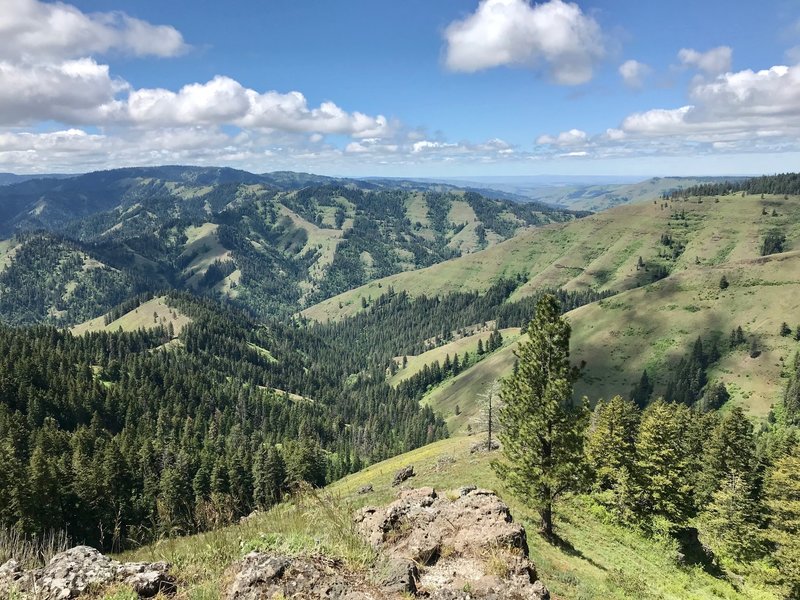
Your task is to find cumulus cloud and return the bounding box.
[0,0,187,61]
[618,59,651,88]
[412,140,459,153]
[678,46,732,75]
[443,0,605,85]
[536,128,588,146]
[537,62,800,159]
[0,58,124,125]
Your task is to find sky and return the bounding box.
[1,0,800,177]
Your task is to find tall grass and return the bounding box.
[0,527,71,569]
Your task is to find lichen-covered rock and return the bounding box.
[0,546,176,599]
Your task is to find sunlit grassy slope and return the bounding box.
[117,435,776,600]
[388,327,521,385]
[303,193,800,322]
[305,193,800,421]
[70,296,192,337]
[422,250,800,425]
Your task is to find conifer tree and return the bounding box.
[697,471,763,565]
[493,295,587,537]
[634,400,693,528]
[630,370,653,408]
[585,396,640,521]
[764,446,800,597]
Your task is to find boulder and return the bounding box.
[391,465,414,486]
[358,484,374,495]
[355,487,548,599]
[0,546,176,599]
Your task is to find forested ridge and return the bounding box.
[0,166,580,325]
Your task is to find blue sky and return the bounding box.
[1,0,800,176]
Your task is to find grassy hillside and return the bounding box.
[388,326,520,385]
[305,193,800,322]
[305,193,800,420]
[569,251,800,417]
[117,434,776,600]
[70,296,192,336]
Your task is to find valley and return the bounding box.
[1,170,799,600]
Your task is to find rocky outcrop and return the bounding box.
[0,546,176,599]
[227,486,549,599]
[355,486,547,598]
[391,465,415,486]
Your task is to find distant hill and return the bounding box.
[0,172,73,186]
[420,175,742,212]
[0,166,580,325]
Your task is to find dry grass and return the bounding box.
[0,527,71,569]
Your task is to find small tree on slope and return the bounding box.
[493,294,587,538]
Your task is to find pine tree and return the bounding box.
[493,295,587,537]
[697,471,763,565]
[585,396,640,521]
[764,446,800,597]
[634,400,694,528]
[784,353,800,425]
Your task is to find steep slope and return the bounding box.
[304,192,800,321]
[116,435,774,600]
[424,250,800,428]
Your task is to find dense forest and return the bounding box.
[0,293,446,549]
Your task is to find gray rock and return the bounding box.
[0,546,175,599]
[358,484,374,494]
[391,465,415,486]
[458,485,477,497]
[470,439,500,453]
[377,558,418,594]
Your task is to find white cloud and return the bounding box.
[412,140,459,153]
[678,46,732,75]
[536,128,588,146]
[0,58,124,125]
[0,0,187,61]
[443,0,605,85]
[618,59,651,88]
[538,62,800,160]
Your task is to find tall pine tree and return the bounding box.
[493,294,587,538]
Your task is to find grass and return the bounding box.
[388,327,520,386]
[180,224,233,288]
[70,296,192,337]
[303,194,800,322]
[0,527,71,569]
[106,435,778,600]
[303,193,800,420]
